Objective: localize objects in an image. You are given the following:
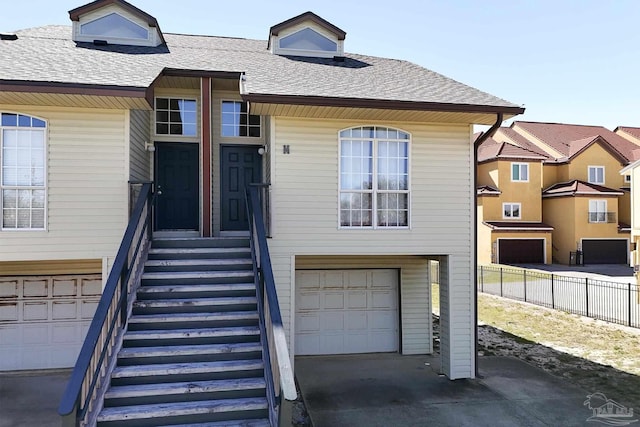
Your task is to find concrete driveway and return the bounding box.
[296,354,596,427]
[0,369,70,427]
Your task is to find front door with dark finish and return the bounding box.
[221,145,262,231]
[156,142,199,230]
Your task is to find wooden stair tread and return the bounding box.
[133,297,257,307]
[112,359,263,378]
[149,247,251,255]
[125,326,259,340]
[105,377,266,399]
[145,259,252,266]
[161,419,269,427]
[128,311,258,323]
[119,342,262,358]
[97,397,268,422]
[137,283,255,293]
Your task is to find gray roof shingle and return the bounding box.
[1,25,521,110]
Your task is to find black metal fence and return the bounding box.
[478,265,640,329]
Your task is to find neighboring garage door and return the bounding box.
[0,275,101,370]
[498,239,545,264]
[582,240,628,264]
[295,269,398,355]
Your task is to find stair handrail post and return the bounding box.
[58,182,154,426]
[246,184,297,424]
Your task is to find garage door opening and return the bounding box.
[498,239,544,264]
[295,269,399,355]
[582,239,627,264]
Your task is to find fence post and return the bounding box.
[500,268,503,297]
[585,278,589,317]
[551,274,555,309]
[480,266,484,293]
[523,270,527,302]
[629,283,633,327]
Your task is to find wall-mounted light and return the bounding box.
[258,145,267,156]
[144,141,155,152]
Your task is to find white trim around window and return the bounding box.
[502,202,521,219]
[511,162,529,182]
[338,126,410,229]
[1,112,48,231]
[588,199,607,223]
[588,165,605,185]
[624,174,631,183]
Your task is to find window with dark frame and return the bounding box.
[155,98,197,136]
[221,101,261,137]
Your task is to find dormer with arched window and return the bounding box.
[268,12,346,58]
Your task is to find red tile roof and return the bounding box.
[483,221,554,231]
[477,184,501,196]
[477,136,547,163]
[615,126,640,141]
[542,180,624,198]
[494,127,551,158]
[512,121,640,163]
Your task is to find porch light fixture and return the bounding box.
[144,141,155,152]
[258,145,267,155]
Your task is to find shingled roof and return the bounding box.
[476,136,547,163]
[512,121,640,163]
[493,127,551,159]
[0,23,523,116]
[542,180,624,198]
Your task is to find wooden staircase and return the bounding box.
[96,237,270,427]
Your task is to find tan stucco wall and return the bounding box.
[564,143,626,189]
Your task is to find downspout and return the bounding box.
[472,112,503,378]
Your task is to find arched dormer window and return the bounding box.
[1,113,47,230]
[339,126,410,228]
[269,12,346,58]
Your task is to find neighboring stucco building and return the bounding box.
[0,0,524,379]
[486,122,640,265]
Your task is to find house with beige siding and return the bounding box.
[1,0,524,424]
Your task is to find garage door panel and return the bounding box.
[0,274,101,371]
[295,269,398,355]
[298,292,320,310]
[582,240,627,264]
[322,311,345,330]
[347,291,367,309]
[498,239,544,264]
[24,302,48,320]
[0,303,18,321]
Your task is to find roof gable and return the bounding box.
[512,121,640,164]
[477,136,546,163]
[69,0,165,46]
[268,12,345,58]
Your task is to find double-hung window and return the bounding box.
[1,113,47,230]
[588,166,604,185]
[588,200,607,223]
[511,162,528,182]
[339,126,409,228]
[503,203,521,219]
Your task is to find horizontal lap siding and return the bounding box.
[268,117,474,377]
[0,105,128,263]
[269,118,472,255]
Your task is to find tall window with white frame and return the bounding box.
[221,101,261,137]
[588,166,605,185]
[1,113,46,230]
[588,200,607,223]
[339,126,409,228]
[503,203,521,220]
[511,162,528,182]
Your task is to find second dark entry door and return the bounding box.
[221,145,262,231]
[155,142,199,231]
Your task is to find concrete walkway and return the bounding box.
[296,354,596,427]
[0,369,70,427]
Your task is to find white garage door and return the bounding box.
[0,275,101,371]
[295,269,398,355]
